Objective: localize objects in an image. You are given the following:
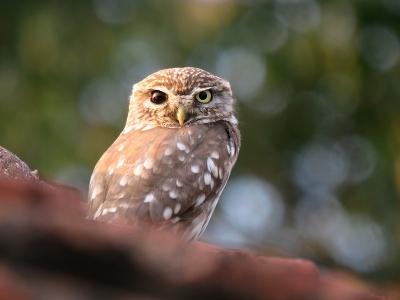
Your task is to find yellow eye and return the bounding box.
[195,90,212,103]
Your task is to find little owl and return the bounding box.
[87,67,240,242]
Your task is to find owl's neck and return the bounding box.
[122,113,238,134]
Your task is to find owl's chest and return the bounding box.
[99,123,231,178]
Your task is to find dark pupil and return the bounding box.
[199,91,208,100]
[151,91,167,104]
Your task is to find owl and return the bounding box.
[87,67,240,242]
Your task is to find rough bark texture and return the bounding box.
[0,146,395,299]
[0,146,41,184]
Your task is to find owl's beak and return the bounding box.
[176,105,187,126]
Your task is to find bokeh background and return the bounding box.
[1,0,400,284]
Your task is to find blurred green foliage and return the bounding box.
[1,0,400,282]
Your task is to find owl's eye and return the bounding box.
[195,90,212,103]
[151,90,168,104]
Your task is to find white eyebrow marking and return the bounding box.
[190,86,214,95]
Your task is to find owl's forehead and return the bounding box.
[138,67,225,94]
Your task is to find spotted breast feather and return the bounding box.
[87,121,239,242]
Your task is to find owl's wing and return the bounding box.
[87,121,240,241]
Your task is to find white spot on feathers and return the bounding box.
[177,142,186,151]
[94,207,102,218]
[169,189,178,199]
[141,125,154,131]
[211,151,219,159]
[191,165,200,173]
[162,183,171,191]
[117,191,125,198]
[117,158,125,169]
[171,217,180,224]
[195,194,206,207]
[163,207,173,220]
[144,194,155,203]
[108,167,114,175]
[229,116,238,124]
[91,187,102,200]
[134,123,143,131]
[204,173,212,185]
[133,164,143,176]
[176,179,183,187]
[210,179,215,189]
[122,126,133,134]
[174,203,181,214]
[119,176,128,186]
[227,140,235,157]
[207,157,219,177]
[102,207,117,215]
[118,144,124,152]
[143,158,154,169]
[118,203,130,209]
[164,147,173,156]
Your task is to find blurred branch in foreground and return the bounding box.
[0,145,396,300]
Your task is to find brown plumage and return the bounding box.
[87,67,240,242]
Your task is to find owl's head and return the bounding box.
[125,67,237,129]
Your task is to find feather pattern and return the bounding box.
[87,67,240,242]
